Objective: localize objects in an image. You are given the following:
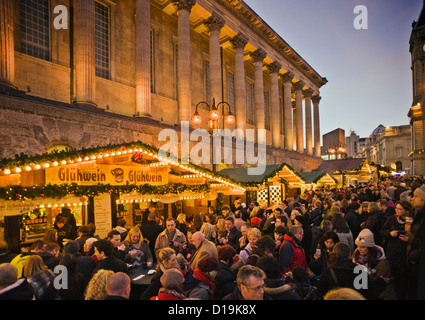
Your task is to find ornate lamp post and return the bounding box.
[191,98,235,129]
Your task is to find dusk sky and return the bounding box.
[244,0,424,140]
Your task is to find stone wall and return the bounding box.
[0,92,322,173]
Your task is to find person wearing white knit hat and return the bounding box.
[352,229,390,285]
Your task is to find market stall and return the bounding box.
[315,158,374,187]
[0,141,245,252]
[218,164,335,206]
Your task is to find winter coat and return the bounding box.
[364,210,386,245]
[214,261,236,300]
[183,269,215,300]
[154,228,187,257]
[264,278,301,300]
[0,278,35,300]
[317,258,357,298]
[189,239,218,271]
[278,233,307,274]
[344,210,361,239]
[380,215,408,270]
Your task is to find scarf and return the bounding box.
[158,288,186,300]
[193,269,216,299]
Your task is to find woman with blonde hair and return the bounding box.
[200,222,216,243]
[84,269,114,300]
[142,247,179,300]
[23,254,55,300]
[123,226,153,268]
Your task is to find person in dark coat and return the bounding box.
[380,200,413,300]
[92,239,128,275]
[54,215,78,248]
[344,202,361,240]
[140,212,163,262]
[362,202,385,246]
[221,217,242,250]
[257,256,301,300]
[214,245,237,300]
[0,263,34,300]
[316,242,358,299]
[54,207,77,230]
[63,240,97,287]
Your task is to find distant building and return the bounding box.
[321,128,346,160]
[345,130,360,158]
[346,125,412,174]
[409,1,425,175]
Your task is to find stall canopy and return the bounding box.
[218,164,336,204]
[0,141,246,215]
[315,158,373,186]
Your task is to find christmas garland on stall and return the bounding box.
[0,182,211,201]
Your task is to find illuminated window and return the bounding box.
[247,83,254,125]
[19,0,50,61]
[95,2,110,79]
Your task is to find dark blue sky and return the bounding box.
[244,0,423,139]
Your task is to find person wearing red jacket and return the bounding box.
[278,225,307,276]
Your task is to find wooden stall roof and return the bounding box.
[0,141,245,202]
[298,172,337,185]
[315,158,370,173]
[218,163,305,186]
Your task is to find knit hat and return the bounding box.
[198,257,220,273]
[64,240,80,254]
[160,268,184,289]
[251,217,262,226]
[414,185,425,201]
[355,229,375,248]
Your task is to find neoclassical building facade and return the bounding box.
[0,0,326,171]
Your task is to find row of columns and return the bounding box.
[0,0,321,156]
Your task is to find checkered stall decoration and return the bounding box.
[257,188,268,202]
[268,185,282,204]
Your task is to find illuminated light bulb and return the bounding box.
[25,166,32,171]
[4,169,11,175]
[209,108,220,121]
[34,164,41,170]
[225,113,235,125]
[191,111,202,125]
[53,161,58,166]
[15,168,21,173]
[44,163,50,168]
[61,160,67,165]
[77,158,82,162]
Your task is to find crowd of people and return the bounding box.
[0,176,423,301]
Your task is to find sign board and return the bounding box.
[93,193,112,239]
[45,163,169,186]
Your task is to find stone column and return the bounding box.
[292,100,297,150]
[281,72,294,150]
[312,94,322,157]
[173,0,196,125]
[294,81,305,153]
[74,0,96,106]
[251,48,267,144]
[303,88,314,155]
[230,33,248,139]
[0,0,15,88]
[204,13,224,106]
[135,0,151,117]
[268,62,282,148]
